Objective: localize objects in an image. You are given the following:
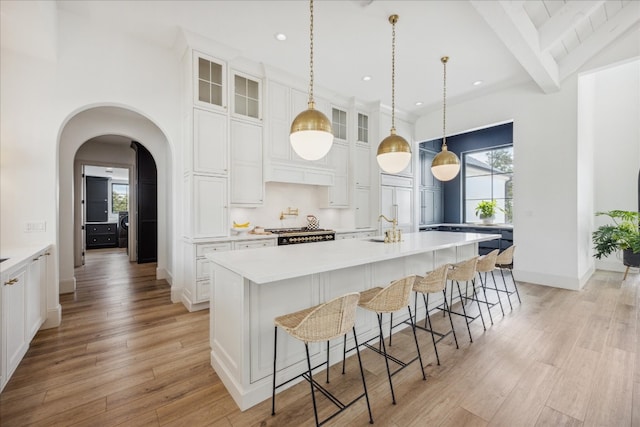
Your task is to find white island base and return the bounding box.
[207,231,500,410]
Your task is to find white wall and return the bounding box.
[415,32,639,290]
[589,58,640,272]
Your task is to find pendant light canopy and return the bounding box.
[377,14,411,174]
[290,0,333,161]
[431,56,460,181]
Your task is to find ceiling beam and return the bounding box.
[539,1,606,52]
[559,1,640,81]
[470,0,560,93]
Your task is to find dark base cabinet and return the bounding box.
[86,223,118,249]
[422,225,513,256]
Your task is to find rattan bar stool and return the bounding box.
[355,275,426,405]
[446,256,485,343]
[271,292,373,426]
[474,249,504,322]
[495,245,520,307]
[411,264,459,366]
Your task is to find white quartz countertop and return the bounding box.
[207,231,500,284]
[1,243,52,274]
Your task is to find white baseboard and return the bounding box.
[59,277,76,294]
[41,305,62,329]
[513,269,582,290]
[157,267,173,285]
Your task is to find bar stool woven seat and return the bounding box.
[446,256,485,342]
[272,292,373,426]
[411,263,459,365]
[475,249,503,323]
[355,275,426,405]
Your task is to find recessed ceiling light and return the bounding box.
[473,80,483,86]
[274,33,287,41]
[362,75,372,81]
[415,101,423,106]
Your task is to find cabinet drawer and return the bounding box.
[87,234,117,246]
[196,242,232,257]
[196,279,210,302]
[336,233,358,240]
[86,223,117,234]
[196,258,212,280]
[233,239,276,250]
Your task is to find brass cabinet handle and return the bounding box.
[4,278,18,286]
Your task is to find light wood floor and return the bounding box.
[0,248,638,426]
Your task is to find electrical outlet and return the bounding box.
[24,221,46,233]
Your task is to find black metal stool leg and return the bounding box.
[443,289,459,348]
[389,312,394,346]
[478,274,494,324]
[407,305,426,380]
[510,267,522,303]
[471,279,487,330]
[271,326,278,416]
[424,294,440,365]
[342,334,347,374]
[305,343,320,427]
[326,341,330,384]
[377,313,396,404]
[498,268,513,310]
[456,281,473,342]
[352,327,374,424]
[487,271,505,316]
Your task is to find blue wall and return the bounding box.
[420,122,513,223]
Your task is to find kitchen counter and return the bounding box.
[0,244,52,274]
[207,231,499,410]
[420,223,513,230]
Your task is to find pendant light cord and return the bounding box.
[308,0,315,104]
[390,16,396,132]
[442,56,448,148]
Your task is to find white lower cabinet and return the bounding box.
[184,238,276,311]
[335,230,376,240]
[1,246,49,393]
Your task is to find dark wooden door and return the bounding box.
[86,176,108,222]
[132,142,157,264]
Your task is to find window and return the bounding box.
[357,113,369,143]
[463,146,513,224]
[112,183,129,213]
[198,57,223,106]
[234,74,260,118]
[332,107,347,140]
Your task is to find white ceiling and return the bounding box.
[85,165,129,181]
[7,1,640,115]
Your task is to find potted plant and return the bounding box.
[475,200,504,225]
[592,210,640,279]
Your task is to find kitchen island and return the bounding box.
[207,231,500,410]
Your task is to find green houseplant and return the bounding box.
[592,210,640,278]
[475,200,504,224]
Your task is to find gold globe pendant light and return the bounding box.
[376,14,411,174]
[290,0,334,161]
[431,56,460,181]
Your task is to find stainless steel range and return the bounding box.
[265,228,336,245]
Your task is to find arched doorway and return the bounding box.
[58,105,173,295]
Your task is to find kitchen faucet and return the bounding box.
[378,214,401,243]
[279,207,299,221]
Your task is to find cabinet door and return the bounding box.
[395,186,414,231]
[230,120,263,205]
[355,188,371,228]
[268,81,291,160]
[25,255,44,341]
[290,88,309,162]
[194,108,228,175]
[325,142,349,207]
[354,145,371,187]
[3,267,27,379]
[193,175,228,238]
[380,185,395,232]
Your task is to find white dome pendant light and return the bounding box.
[377,14,411,174]
[290,0,334,161]
[431,56,460,181]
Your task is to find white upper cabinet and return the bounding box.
[193,175,228,238]
[193,108,228,175]
[194,52,227,112]
[322,142,349,208]
[354,145,371,188]
[230,120,263,206]
[268,81,292,161]
[232,71,261,121]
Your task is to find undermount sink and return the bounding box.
[368,237,386,243]
[0,258,8,263]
